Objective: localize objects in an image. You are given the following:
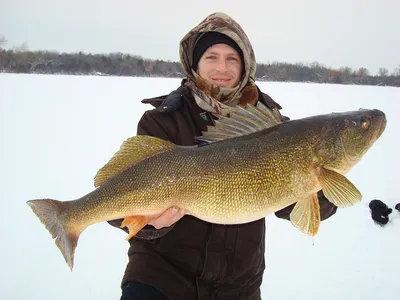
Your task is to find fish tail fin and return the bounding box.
[27,199,79,271]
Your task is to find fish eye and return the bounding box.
[360,118,370,130]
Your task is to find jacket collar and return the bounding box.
[141,79,282,113]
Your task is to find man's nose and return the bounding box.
[215,58,228,71]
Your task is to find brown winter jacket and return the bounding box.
[109,80,337,300]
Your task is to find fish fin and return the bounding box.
[94,136,175,187]
[318,167,362,207]
[289,193,321,236]
[197,102,283,143]
[121,216,155,241]
[27,199,82,271]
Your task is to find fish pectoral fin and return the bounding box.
[289,194,321,236]
[121,216,154,241]
[318,167,362,207]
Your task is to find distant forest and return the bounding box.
[1,37,399,87]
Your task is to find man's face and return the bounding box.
[197,43,243,88]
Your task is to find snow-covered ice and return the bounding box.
[1,74,399,299]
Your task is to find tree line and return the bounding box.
[1,37,399,87]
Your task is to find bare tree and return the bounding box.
[392,65,400,76]
[357,67,369,77]
[13,41,28,53]
[0,35,7,49]
[378,67,389,77]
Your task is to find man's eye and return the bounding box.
[228,57,239,62]
[206,56,217,60]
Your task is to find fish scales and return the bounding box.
[64,122,327,227]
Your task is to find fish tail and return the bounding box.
[27,199,79,271]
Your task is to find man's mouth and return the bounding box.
[211,78,231,83]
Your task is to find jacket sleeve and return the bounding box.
[274,190,338,221]
[107,110,177,240]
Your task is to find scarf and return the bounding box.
[179,12,259,116]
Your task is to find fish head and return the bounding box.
[313,109,386,173]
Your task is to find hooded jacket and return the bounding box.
[109,12,338,300]
[108,81,337,300]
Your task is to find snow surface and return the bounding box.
[1,74,399,300]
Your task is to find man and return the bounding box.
[112,12,338,300]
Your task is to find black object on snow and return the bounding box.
[369,199,392,216]
[369,199,392,225]
[371,210,389,225]
[395,203,400,212]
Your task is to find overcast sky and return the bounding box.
[1,0,399,74]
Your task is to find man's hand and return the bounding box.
[148,207,186,229]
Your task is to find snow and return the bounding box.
[1,73,399,300]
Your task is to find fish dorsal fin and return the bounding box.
[94,136,175,187]
[198,102,283,143]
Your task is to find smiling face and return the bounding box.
[197,43,243,88]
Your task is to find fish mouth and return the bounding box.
[370,109,387,144]
[377,112,387,140]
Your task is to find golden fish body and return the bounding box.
[27,103,386,270]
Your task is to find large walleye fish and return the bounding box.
[27,103,386,270]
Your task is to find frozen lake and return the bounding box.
[1,74,399,299]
